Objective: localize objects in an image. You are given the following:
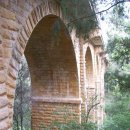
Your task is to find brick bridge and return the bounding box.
[0,0,106,130]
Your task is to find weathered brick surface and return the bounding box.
[0,7,16,21]
[31,100,80,130]
[0,0,106,129]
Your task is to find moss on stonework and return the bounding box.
[55,0,98,38]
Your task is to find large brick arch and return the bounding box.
[25,14,79,128]
[25,14,79,98]
[2,1,80,130]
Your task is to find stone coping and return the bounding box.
[88,29,103,45]
[32,97,82,104]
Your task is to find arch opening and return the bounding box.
[85,47,95,121]
[22,14,79,128]
[85,47,93,91]
[25,15,79,98]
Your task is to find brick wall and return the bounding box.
[31,98,81,130]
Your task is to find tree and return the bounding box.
[13,56,31,130]
[103,3,130,130]
[105,3,130,91]
[55,0,129,38]
[103,92,130,130]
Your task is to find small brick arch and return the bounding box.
[85,46,94,100]
[85,46,93,87]
[6,1,79,129]
[25,14,79,97]
[83,43,95,88]
[84,44,95,70]
[84,44,97,121]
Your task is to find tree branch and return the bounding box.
[67,0,127,25]
[85,102,100,123]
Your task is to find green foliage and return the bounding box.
[103,3,130,130]
[40,119,97,130]
[105,63,130,92]
[13,56,31,130]
[103,92,130,130]
[107,35,130,66]
[56,0,98,38]
[105,4,130,91]
[39,106,97,130]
